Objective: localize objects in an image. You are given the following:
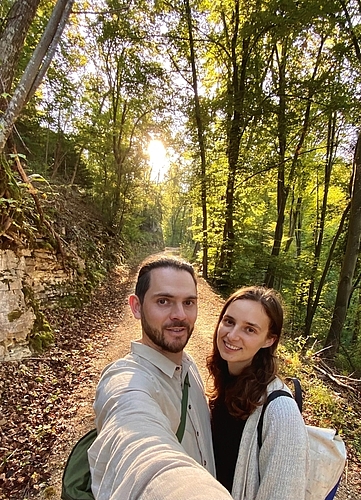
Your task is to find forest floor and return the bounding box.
[0,250,360,499]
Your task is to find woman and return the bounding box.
[207,286,309,500]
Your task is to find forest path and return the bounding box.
[1,251,357,499]
[44,250,225,499]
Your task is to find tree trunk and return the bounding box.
[323,132,361,356]
[0,0,41,110]
[184,0,208,278]
[351,287,361,344]
[265,36,324,288]
[304,111,337,336]
[217,0,248,279]
[264,40,288,288]
[0,0,75,154]
[305,202,350,339]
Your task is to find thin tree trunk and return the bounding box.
[184,0,208,278]
[265,36,325,288]
[284,195,302,253]
[305,202,350,339]
[0,0,75,154]
[264,40,288,288]
[324,133,361,356]
[218,0,248,278]
[304,111,337,336]
[351,287,361,344]
[0,0,41,108]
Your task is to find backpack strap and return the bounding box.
[257,378,303,449]
[287,377,303,413]
[257,390,292,448]
[176,371,190,443]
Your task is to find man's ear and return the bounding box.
[129,294,142,319]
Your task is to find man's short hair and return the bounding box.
[135,256,197,304]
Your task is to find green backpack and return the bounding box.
[61,428,97,500]
[61,373,190,500]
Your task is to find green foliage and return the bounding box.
[23,287,55,352]
[7,309,23,322]
[0,156,42,244]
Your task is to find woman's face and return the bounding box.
[216,299,276,375]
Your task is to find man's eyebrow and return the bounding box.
[152,292,198,300]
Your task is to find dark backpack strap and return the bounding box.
[176,371,190,443]
[257,390,293,449]
[288,377,303,413]
[257,378,304,449]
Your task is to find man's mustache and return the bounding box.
[163,321,190,329]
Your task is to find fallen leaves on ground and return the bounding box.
[0,265,135,500]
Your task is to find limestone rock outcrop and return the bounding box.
[0,247,79,361]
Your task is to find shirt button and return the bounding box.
[203,460,207,466]
[196,431,199,436]
[188,404,192,409]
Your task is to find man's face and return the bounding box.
[131,267,198,361]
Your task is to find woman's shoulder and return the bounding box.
[265,378,306,431]
[266,376,293,395]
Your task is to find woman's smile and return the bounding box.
[224,340,242,351]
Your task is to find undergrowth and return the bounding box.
[279,337,361,460]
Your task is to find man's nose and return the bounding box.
[170,303,186,320]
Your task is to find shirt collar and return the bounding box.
[131,341,191,379]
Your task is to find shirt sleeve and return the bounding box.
[256,396,309,500]
[88,361,233,500]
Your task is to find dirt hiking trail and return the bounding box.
[47,256,226,499]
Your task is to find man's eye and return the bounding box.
[158,298,168,305]
[184,300,195,306]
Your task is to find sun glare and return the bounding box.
[147,139,169,182]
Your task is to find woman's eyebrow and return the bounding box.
[223,315,260,329]
[245,321,260,329]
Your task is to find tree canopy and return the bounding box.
[2,0,361,370]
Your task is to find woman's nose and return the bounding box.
[227,327,241,341]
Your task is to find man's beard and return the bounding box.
[140,311,193,353]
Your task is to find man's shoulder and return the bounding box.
[99,355,157,388]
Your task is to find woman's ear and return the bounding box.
[129,294,142,319]
[262,336,276,349]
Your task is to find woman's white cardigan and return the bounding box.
[231,377,309,500]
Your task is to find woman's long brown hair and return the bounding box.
[207,286,283,420]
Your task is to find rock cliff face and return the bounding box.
[0,181,121,362]
[0,250,34,360]
[0,247,76,361]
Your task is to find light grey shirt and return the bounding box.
[88,341,232,500]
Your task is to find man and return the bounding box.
[88,256,232,500]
